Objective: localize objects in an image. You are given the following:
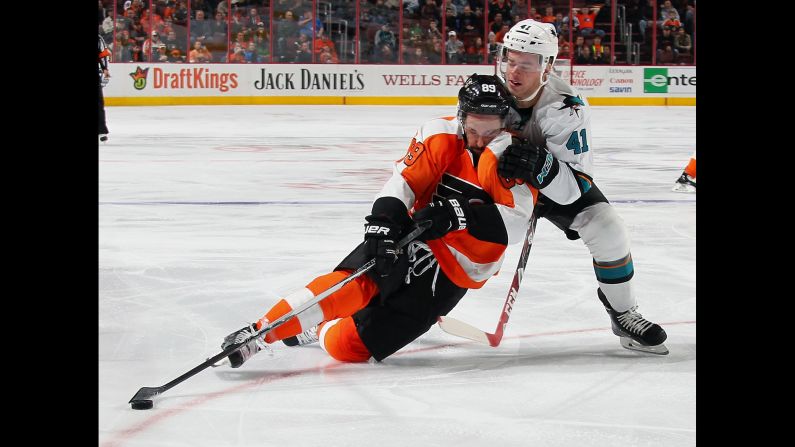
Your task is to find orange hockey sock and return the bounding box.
[684,157,696,179]
[259,271,379,344]
[317,317,372,363]
[262,299,302,343]
[309,271,378,320]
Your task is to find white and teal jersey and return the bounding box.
[505,73,594,205]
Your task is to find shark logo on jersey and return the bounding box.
[558,94,584,118]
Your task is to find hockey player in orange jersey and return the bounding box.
[221,74,538,366]
[672,152,696,192]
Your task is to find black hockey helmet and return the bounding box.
[457,74,513,124]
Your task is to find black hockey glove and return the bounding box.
[498,141,559,189]
[412,196,471,240]
[364,214,403,277]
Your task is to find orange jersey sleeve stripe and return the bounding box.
[427,239,489,289]
[442,230,507,264]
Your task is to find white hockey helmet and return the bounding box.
[497,19,559,102]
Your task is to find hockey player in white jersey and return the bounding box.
[494,19,668,354]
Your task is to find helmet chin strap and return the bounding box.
[516,70,550,103]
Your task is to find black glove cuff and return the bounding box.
[370,196,412,228]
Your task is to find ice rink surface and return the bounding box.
[99,105,695,447]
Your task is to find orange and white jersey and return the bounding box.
[376,116,537,289]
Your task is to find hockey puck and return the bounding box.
[130,399,154,410]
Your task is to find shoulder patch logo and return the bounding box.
[558,94,584,118]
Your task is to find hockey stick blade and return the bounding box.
[129,386,163,402]
[127,221,431,408]
[437,215,536,347]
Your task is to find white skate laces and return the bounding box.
[615,306,654,336]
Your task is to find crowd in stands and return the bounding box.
[98,0,694,66]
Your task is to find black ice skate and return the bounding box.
[282,325,319,347]
[597,289,669,355]
[672,172,695,193]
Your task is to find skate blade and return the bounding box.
[620,337,669,355]
[671,183,695,193]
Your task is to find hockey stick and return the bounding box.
[437,214,537,347]
[128,220,432,409]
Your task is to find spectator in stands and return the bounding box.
[188,39,212,62]
[241,41,257,63]
[168,47,185,63]
[407,46,429,64]
[590,35,605,61]
[459,5,481,39]
[575,6,605,38]
[637,0,654,43]
[421,0,441,22]
[234,31,249,48]
[298,9,321,39]
[375,23,397,53]
[404,0,421,16]
[444,3,459,33]
[600,45,614,64]
[487,31,499,63]
[656,26,678,62]
[449,0,468,15]
[640,0,680,43]
[674,26,692,57]
[464,36,486,64]
[246,6,263,30]
[490,12,507,35]
[143,30,164,62]
[540,6,556,24]
[172,1,188,25]
[558,42,571,59]
[572,35,586,59]
[551,12,564,35]
[495,23,510,43]
[426,38,442,63]
[576,44,594,64]
[427,19,442,41]
[511,0,527,21]
[317,45,333,63]
[314,27,339,63]
[683,2,695,35]
[141,7,164,36]
[254,33,270,62]
[373,43,397,63]
[489,0,512,24]
[657,43,676,64]
[295,40,313,63]
[528,7,541,21]
[154,43,169,62]
[662,9,681,30]
[660,0,680,23]
[445,30,465,64]
[113,29,133,62]
[208,10,229,60]
[561,13,579,36]
[275,10,298,61]
[191,9,211,43]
